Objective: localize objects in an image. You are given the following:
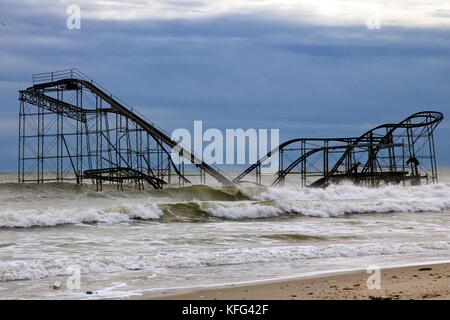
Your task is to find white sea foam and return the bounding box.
[0,204,163,228]
[204,202,284,219]
[202,183,450,219]
[2,240,450,282]
[256,182,450,202]
[0,183,449,226]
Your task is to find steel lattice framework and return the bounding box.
[234,112,443,187]
[18,69,232,190]
[18,69,444,190]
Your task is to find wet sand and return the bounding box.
[141,262,450,300]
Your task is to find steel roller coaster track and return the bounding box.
[235,112,443,187]
[18,69,444,190]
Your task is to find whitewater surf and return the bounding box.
[0,171,449,299]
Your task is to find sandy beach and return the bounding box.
[143,262,450,300]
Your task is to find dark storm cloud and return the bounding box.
[0,3,449,170]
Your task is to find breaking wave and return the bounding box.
[0,182,449,228]
[0,204,163,228]
[2,240,450,282]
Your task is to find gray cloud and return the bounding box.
[0,5,449,170]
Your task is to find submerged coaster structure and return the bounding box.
[235,111,443,187]
[18,69,232,190]
[18,69,443,189]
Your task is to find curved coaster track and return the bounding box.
[234,111,443,187]
[18,69,443,189]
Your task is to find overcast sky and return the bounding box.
[0,0,449,170]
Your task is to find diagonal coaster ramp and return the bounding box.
[19,69,232,189]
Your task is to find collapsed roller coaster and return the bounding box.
[18,69,232,190]
[235,111,443,187]
[18,69,444,190]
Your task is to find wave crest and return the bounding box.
[0,183,449,227]
[2,240,450,282]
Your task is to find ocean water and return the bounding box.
[0,171,450,299]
